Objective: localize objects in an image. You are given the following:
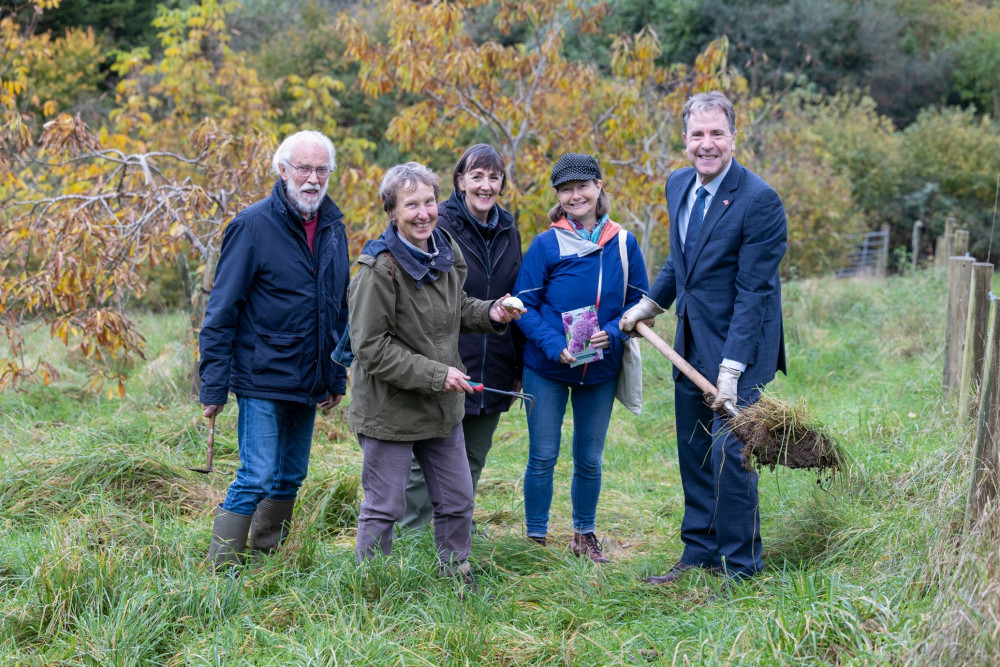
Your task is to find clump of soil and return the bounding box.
[729,395,842,476]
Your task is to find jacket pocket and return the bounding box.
[252,331,305,389]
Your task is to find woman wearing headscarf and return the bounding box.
[513,153,648,562]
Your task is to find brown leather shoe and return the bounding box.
[571,531,610,563]
[644,562,723,584]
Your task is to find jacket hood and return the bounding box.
[360,224,456,289]
[550,217,623,257]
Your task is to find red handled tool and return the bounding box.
[469,382,535,416]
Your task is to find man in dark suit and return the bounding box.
[620,91,787,582]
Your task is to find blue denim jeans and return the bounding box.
[221,396,317,516]
[522,367,617,537]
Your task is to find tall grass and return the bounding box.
[0,269,992,665]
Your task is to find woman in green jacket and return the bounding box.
[347,161,519,591]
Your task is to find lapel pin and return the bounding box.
[723,200,730,206]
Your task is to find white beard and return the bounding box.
[286,179,328,218]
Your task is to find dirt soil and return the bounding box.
[730,396,842,475]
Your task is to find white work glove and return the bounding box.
[709,365,741,412]
[619,295,664,334]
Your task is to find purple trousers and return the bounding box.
[356,424,474,571]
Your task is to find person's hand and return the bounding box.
[443,366,474,393]
[319,394,343,409]
[203,404,224,419]
[490,294,523,323]
[558,348,577,365]
[709,365,741,412]
[589,328,610,350]
[619,295,664,335]
[509,378,523,407]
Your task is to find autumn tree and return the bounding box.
[337,0,738,273]
[1,0,64,190]
[0,0,379,395]
[600,31,747,273]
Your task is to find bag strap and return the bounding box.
[618,229,628,308]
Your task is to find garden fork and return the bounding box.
[469,382,535,416]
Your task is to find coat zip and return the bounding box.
[478,227,494,411]
[579,247,605,384]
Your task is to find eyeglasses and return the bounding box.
[285,161,330,178]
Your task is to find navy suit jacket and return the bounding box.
[649,159,786,391]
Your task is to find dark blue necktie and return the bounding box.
[684,186,708,259]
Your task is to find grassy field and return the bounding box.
[1,267,996,665]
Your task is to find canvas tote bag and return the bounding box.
[615,229,642,415]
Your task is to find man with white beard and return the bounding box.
[199,131,351,567]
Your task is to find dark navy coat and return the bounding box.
[649,159,786,393]
[436,191,524,415]
[199,180,350,406]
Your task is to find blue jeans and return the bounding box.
[222,396,317,516]
[522,367,617,537]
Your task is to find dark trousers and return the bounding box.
[674,375,762,577]
[356,425,474,570]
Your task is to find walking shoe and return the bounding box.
[571,531,610,564]
[527,535,547,547]
[644,562,724,584]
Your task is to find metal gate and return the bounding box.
[835,230,889,278]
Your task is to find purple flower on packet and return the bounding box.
[561,305,603,367]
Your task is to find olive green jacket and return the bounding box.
[347,232,500,440]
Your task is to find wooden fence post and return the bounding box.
[877,223,890,276]
[946,216,957,254]
[937,217,958,266]
[967,294,1000,529]
[912,220,923,270]
[945,256,976,395]
[959,262,995,420]
[953,229,970,257]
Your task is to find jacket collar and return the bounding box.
[362,224,456,289]
[551,217,621,245]
[441,190,509,234]
[271,179,344,229]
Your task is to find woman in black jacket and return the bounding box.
[399,144,525,530]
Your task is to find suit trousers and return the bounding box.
[674,375,762,577]
[355,425,474,570]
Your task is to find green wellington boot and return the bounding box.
[249,498,295,553]
[207,504,252,568]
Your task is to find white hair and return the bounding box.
[271,130,337,177]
